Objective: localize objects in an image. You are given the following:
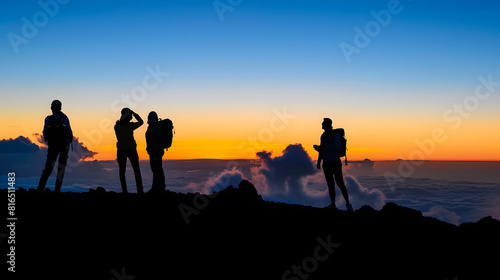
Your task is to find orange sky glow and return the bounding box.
[2,105,499,162]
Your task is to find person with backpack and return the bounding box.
[114,108,144,194]
[145,111,166,193]
[37,100,73,192]
[314,118,353,211]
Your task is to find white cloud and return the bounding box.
[2,137,499,224]
[342,175,386,210]
[423,206,461,225]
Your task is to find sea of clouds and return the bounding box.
[1,136,500,225]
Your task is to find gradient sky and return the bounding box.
[1,0,500,161]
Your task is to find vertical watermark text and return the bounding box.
[6,172,17,273]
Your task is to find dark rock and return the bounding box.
[1,183,498,280]
[238,179,259,198]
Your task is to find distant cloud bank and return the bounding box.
[1,136,499,224]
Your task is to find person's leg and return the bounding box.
[158,150,165,190]
[332,159,350,205]
[149,153,161,191]
[129,149,144,194]
[54,144,70,192]
[37,145,58,191]
[323,162,337,207]
[150,151,165,191]
[158,161,165,191]
[117,150,128,193]
[149,154,157,190]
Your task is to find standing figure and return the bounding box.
[37,100,73,192]
[146,111,166,193]
[314,118,353,210]
[114,108,144,194]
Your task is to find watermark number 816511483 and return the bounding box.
[7,172,17,273]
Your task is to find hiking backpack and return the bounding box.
[43,113,70,145]
[160,118,174,150]
[333,128,348,165]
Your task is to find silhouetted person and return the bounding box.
[37,100,73,192]
[114,108,144,194]
[314,118,353,211]
[146,111,166,193]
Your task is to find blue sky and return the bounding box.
[1,0,500,161]
[3,0,499,86]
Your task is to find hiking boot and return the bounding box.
[346,203,353,211]
[325,203,337,210]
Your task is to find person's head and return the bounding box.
[120,108,132,122]
[322,118,333,131]
[51,100,62,114]
[148,111,158,125]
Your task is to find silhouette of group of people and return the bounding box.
[36,100,353,210]
[113,108,166,194]
[37,100,167,195]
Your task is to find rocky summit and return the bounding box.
[2,181,499,280]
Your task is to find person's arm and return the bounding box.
[65,115,73,143]
[145,128,150,154]
[316,135,324,170]
[317,153,323,170]
[130,111,144,130]
[43,116,50,142]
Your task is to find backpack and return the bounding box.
[333,128,348,165]
[43,113,70,145]
[160,118,174,150]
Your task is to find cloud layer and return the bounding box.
[187,144,387,210]
[0,135,98,177]
[342,175,386,210]
[1,136,499,224]
[252,144,317,202]
[185,145,499,223]
[0,136,40,153]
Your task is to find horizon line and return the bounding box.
[85,158,500,162]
